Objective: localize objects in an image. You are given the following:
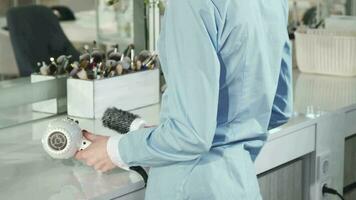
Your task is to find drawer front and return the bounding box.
[255,125,316,174]
[346,109,356,137]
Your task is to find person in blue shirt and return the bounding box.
[76,0,293,199]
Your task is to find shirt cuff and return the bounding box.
[107,135,130,171]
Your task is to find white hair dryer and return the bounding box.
[42,118,91,159]
[42,111,149,184]
[42,110,146,159]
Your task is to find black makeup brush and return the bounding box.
[136,50,151,70]
[48,57,58,75]
[107,44,120,58]
[106,60,117,68]
[80,53,90,62]
[105,60,117,77]
[143,54,158,69]
[123,44,135,58]
[65,61,75,74]
[91,50,104,64]
[137,50,151,63]
[57,55,72,74]
[108,51,122,61]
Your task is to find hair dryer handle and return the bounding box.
[79,138,92,151]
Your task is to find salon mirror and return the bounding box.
[0,0,150,129]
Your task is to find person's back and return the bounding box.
[115,0,293,199]
[213,0,292,157]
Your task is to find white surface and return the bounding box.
[54,0,96,12]
[60,10,97,44]
[0,104,55,129]
[67,78,94,118]
[31,74,66,114]
[0,76,29,89]
[295,29,356,76]
[0,27,19,76]
[67,69,160,119]
[0,116,145,200]
[255,124,316,174]
[325,15,356,32]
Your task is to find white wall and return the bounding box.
[37,0,96,12]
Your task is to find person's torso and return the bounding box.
[211,0,289,154]
[159,0,289,157]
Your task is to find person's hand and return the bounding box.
[75,130,117,173]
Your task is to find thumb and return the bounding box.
[82,130,97,142]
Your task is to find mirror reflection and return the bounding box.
[0,0,150,129]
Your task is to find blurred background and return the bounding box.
[0,0,153,128]
[0,0,355,132]
[0,1,356,200]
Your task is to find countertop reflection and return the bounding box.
[294,70,356,117]
[0,104,54,129]
[0,77,58,129]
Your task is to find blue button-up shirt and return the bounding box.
[118,0,292,199]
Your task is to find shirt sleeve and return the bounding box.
[114,0,221,168]
[268,39,293,130]
[107,135,130,170]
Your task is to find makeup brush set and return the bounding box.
[32,42,160,118]
[71,42,158,80]
[36,55,73,76]
[36,41,158,80]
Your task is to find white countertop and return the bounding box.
[0,71,356,199]
[0,105,160,200]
